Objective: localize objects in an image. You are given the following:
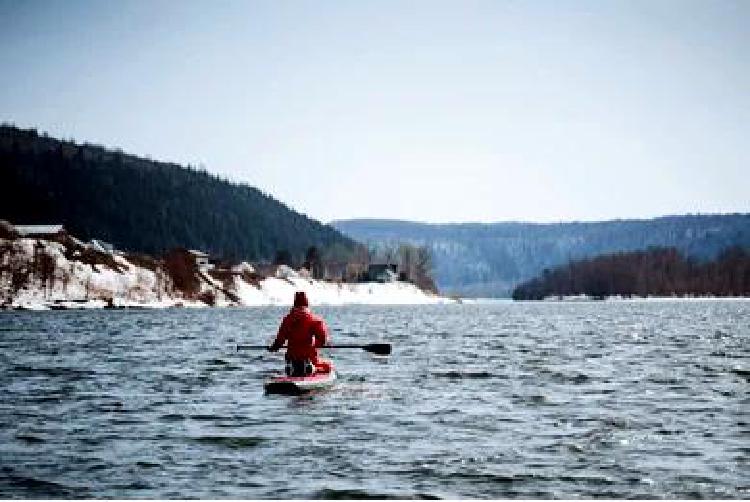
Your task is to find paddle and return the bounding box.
[237,343,391,356]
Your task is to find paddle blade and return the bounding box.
[363,343,391,356]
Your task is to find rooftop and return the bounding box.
[15,224,65,236]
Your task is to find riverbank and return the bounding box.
[1,237,449,310]
[8,279,449,310]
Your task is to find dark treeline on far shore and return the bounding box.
[0,124,358,263]
[512,246,750,300]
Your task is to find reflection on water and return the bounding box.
[1,301,748,498]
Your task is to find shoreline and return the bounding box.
[539,294,750,302]
[4,278,451,311]
[1,237,450,311]
[8,294,750,311]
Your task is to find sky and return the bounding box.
[1,0,748,224]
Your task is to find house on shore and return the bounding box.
[164,248,215,274]
[230,261,255,275]
[14,224,68,240]
[11,224,82,247]
[188,249,214,272]
[89,239,115,254]
[367,263,399,283]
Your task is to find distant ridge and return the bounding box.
[0,125,359,261]
[333,214,750,297]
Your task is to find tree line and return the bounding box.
[512,246,750,300]
[0,125,360,264]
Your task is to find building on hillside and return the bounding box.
[166,248,215,273]
[188,249,214,272]
[367,263,399,283]
[89,239,115,253]
[14,224,67,240]
[13,224,78,247]
[231,262,255,275]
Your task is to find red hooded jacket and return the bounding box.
[271,307,329,362]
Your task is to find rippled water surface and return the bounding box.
[1,301,748,498]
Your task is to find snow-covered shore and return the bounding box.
[235,277,449,307]
[1,238,449,310]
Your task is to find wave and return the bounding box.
[0,474,85,498]
[313,488,441,499]
[10,365,96,378]
[15,434,45,444]
[190,435,265,449]
[431,370,494,379]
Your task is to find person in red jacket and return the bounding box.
[268,291,333,376]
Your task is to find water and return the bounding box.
[1,301,748,499]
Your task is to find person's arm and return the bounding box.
[312,317,329,347]
[268,316,289,351]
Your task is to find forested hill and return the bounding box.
[333,216,750,297]
[0,125,358,261]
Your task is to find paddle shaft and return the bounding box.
[237,343,391,355]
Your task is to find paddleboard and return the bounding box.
[264,370,337,395]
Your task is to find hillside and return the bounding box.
[332,216,750,297]
[0,125,359,262]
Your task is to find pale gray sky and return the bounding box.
[1,0,748,223]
